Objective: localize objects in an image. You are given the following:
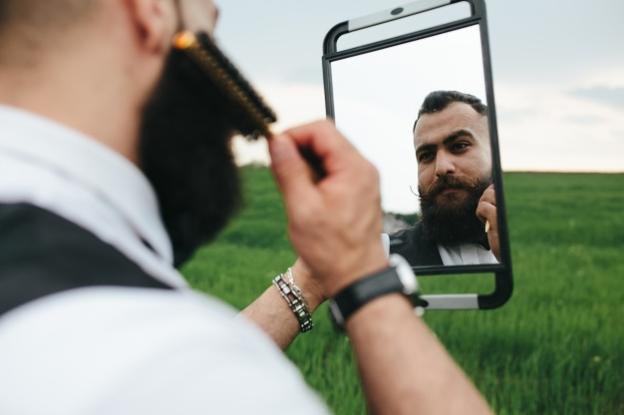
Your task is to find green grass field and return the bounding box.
[181,167,624,415]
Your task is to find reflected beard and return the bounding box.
[139,50,242,267]
[419,175,491,246]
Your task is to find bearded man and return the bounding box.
[0,2,493,414]
[390,91,500,266]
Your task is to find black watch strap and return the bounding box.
[333,267,403,321]
[329,255,417,329]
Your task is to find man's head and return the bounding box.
[413,90,492,245]
[0,1,244,266]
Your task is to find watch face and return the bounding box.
[390,254,419,294]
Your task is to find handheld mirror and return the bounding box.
[322,0,512,310]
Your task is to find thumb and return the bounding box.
[269,134,316,204]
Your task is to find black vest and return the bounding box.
[0,203,174,317]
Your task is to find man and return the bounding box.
[390,91,500,266]
[0,1,492,414]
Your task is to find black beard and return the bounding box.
[139,49,243,267]
[419,175,491,246]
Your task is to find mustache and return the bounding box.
[418,174,492,246]
[419,175,481,201]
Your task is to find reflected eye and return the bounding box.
[451,141,470,153]
[417,151,434,163]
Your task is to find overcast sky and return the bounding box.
[216,0,623,172]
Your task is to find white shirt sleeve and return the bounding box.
[0,287,330,415]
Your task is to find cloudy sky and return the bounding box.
[215,0,623,173]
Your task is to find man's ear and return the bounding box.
[124,0,177,55]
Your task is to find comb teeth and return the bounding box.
[172,31,277,139]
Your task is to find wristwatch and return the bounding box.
[329,254,419,329]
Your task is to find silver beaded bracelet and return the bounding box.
[272,269,314,333]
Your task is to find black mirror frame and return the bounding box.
[321,0,512,309]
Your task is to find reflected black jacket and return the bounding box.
[389,222,443,266]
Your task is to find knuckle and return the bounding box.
[306,119,333,137]
[476,203,488,217]
[319,119,336,131]
[359,160,379,183]
[316,119,330,127]
[294,200,321,225]
[368,163,380,181]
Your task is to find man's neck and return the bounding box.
[0,59,142,165]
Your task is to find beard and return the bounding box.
[138,48,243,267]
[419,174,491,246]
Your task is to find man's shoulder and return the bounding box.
[0,287,327,414]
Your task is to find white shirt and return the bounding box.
[381,233,498,265]
[437,244,498,266]
[0,105,328,415]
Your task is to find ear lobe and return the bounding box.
[125,0,176,55]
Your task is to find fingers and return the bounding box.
[479,184,496,206]
[476,184,496,225]
[280,120,359,175]
[476,201,496,226]
[476,200,500,261]
[269,134,318,206]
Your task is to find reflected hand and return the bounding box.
[476,184,500,261]
[269,120,388,297]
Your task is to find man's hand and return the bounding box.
[476,184,500,261]
[269,120,387,297]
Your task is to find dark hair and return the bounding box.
[413,90,487,131]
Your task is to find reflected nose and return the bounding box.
[434,151,455,177]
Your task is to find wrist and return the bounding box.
[344,293,413,332]
[296,271,325,311]
[324,246,389,298]
[291,260,326,311]
[328,254,419,330]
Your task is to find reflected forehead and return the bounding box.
[414,102,488,145]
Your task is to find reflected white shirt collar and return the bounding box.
[0,105,173,264]
[437,243,498,266]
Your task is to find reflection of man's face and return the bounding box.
[414,102,492,244]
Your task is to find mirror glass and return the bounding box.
[330,23,501,269]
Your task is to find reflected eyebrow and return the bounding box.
[415,129,475,156]
[415,143,436,158]
[443,129,475,146]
